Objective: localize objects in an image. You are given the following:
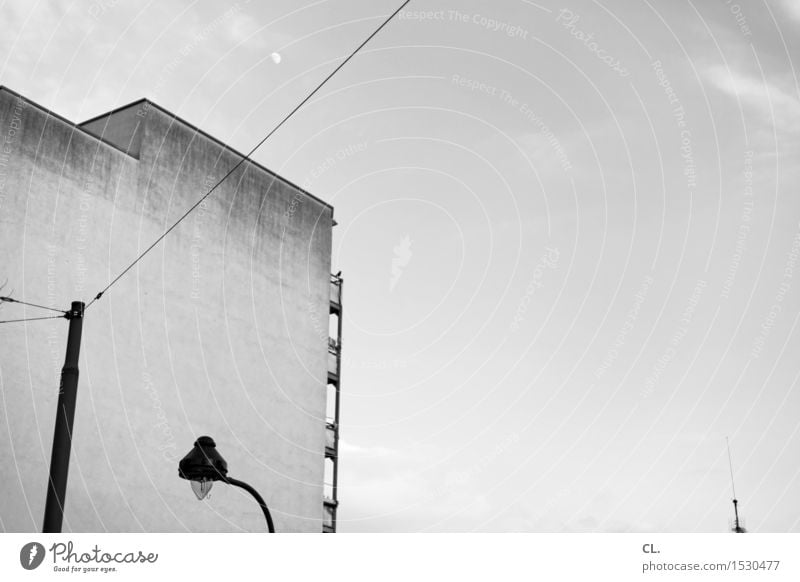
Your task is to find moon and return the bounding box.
[270,52,281,64]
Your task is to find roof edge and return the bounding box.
[0,85,142,158]
[79,96,334,213]
[78,97,149,128]
[0,85,334,215]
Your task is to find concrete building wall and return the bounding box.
[0,87,333,532]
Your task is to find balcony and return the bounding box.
[330,273,342,314]
[324,271,342,533]
[323,499,338,533]
[325,422,337,458]
[327,337,340,380]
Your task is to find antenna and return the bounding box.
[726,437,746,533]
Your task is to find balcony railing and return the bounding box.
[323,499,337,532]
[327,338,340,378]
[330,273,342,310]
[328,337,339,354]
[325,422,337,456]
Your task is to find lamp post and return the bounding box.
[178,436,275,533]
[43,301,85,533]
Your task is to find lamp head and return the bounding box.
[178,436,228,500]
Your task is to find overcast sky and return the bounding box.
[2,0,799,532]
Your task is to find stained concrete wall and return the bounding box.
[0,87,333,532]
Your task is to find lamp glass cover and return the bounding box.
[191,480,213,500]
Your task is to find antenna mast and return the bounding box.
[726,437,746,533]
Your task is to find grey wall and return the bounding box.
[0,87,333,532]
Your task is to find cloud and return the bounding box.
[338,440,397,457]
[224,10,266,49]
[705,65,800,131]
[780,0,800,22]
[335,440,506,530]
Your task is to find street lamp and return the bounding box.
[178,436,276,533]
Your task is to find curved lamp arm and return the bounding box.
[225,476,276,533]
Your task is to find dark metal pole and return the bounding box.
[225,476,276,533]
[733,499,744,533]
[42,301,84,533]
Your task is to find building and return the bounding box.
[0,86,342,533]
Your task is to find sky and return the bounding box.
[2,0,799,532]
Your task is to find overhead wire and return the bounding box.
[0,315,65,325]
[85,0,410,310]
[0,296,68,315]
